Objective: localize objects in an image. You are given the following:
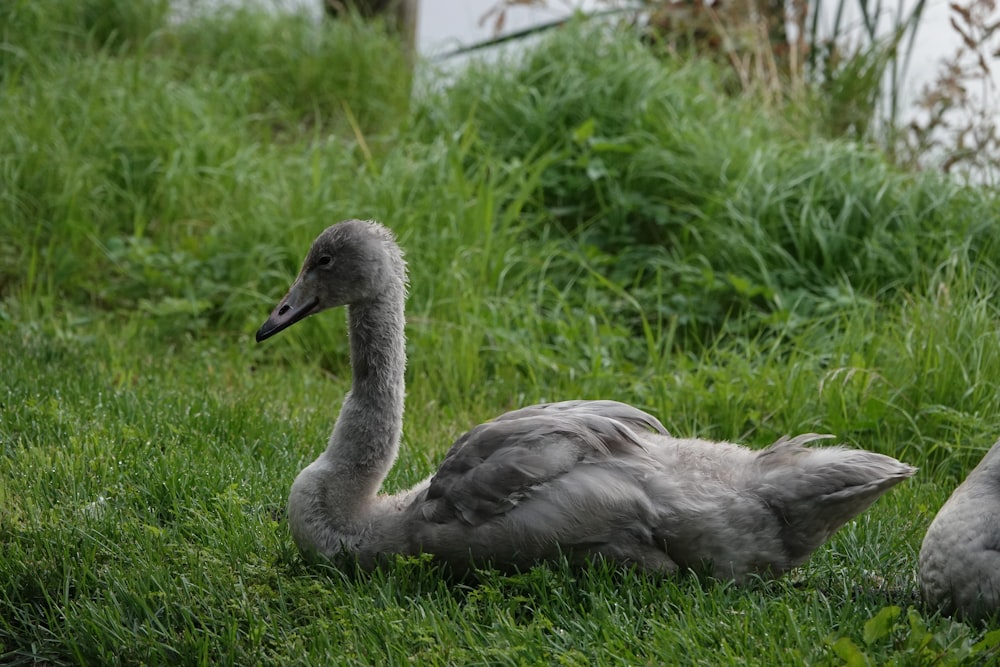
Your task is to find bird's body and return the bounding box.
[920,440,1000,620]
[257,219,916,581]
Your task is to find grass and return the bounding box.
[3,2,1000,664]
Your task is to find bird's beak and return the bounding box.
[255,281,320,342]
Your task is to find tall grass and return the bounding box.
[421,27,1000,344]
[3,3,1000,664]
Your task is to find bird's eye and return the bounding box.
[317,256,332,267]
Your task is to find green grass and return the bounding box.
[3,2,1000,664]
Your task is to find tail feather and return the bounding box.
[749,438,916,564]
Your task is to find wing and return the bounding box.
[419,402,665,526]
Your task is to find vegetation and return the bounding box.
[2,1,1000,664]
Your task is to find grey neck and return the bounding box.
[322,286,407,514]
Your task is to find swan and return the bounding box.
[919,439,1000,620]
[256,219,916,581]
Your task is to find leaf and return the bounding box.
[585,157,607,181]
[492,10,505,35]
[863,605,901,644]
[949,16,978,50]
[973,629,1000,653]
[830,637,870,667]
[949,2,972,23]
[727,273,774,298]
[978,52,991,77]
[902,607,935,652]
[572,118,596,144]
[589,139,636,154]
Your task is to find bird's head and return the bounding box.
[255,219,405,342]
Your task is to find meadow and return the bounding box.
[3,1,1000,664]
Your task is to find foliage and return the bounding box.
[421,26,1000,343]
[487,0,1000,182]
[897,0,1000,183]
[821,605,1000,665]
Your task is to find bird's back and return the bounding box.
[393,409,914,580]
[920,440,1000,620]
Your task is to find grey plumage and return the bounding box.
[920,439,1000,621]
[257,219,916,581]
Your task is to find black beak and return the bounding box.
[255,293,320,342]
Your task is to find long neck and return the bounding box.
[319,284,407,518]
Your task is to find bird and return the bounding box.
[256,219,917,581]
[919,439,1000,621]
